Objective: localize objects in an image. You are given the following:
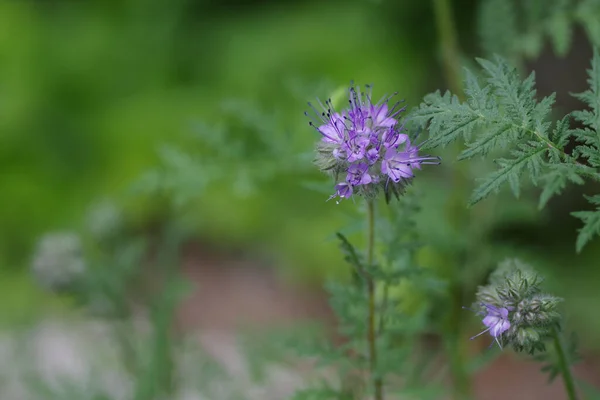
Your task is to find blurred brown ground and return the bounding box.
[175,244,600,400]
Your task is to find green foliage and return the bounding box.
[413,56,577,204]
[572,195,600,251]
[577,378,600,399]
[290,387,352,400]
[8,1,600,398]
[534,331,581,383]
[290,196,443,399]
[569,50,600,250]
[477,0,600,62]
[0,0,428,283]
[132,99,306,207]
[412,50,600,251]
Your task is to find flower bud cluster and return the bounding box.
[472,259,562,354]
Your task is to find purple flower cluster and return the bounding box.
[468,303,512,349]
[306,83,439,202]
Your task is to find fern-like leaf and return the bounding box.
[412,55,572,205]
[470,142,546,204]
[569,48,600,251]
[572,195,600,252]
[414,50,600,251]
[538,164,586,209]
[571,48,600,161]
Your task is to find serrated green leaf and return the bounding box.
[572,195,600,252]
[458,123,512,160]
[470,145,546,205]
[538,165,586,209]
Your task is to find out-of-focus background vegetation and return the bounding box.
[2,0,600,397]
[0,0,449,323]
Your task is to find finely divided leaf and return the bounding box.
[415,50,600,250]
[572,195,600,252]
[538,164,586,209]
[571,47,600,155]
[569,48,600,250]
[470,143,546,204]
[414,91,480,150]
[414,55,569,206]
[335,233,366,282]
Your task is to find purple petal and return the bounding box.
[371,103,397,128]
[346,163,372,185]
[482,315,500,328]
[318,124,338,143]
[489,319,511,337]
[382,130,408,149]
[366,148,379,164]
[318,113,346,143]
[335,183,353,198]
[345,135,370,162]
[386,163,413,182]
[381,148,414,182]
[359,172,372,185]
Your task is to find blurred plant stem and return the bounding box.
[366,199,383,400]
[552,326,579,400]
[432,1,474,399]
[432,0,464,100]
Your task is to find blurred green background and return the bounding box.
[1,0,600,350]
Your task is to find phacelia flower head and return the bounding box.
[306,83,440,203]
[468,259,563,355]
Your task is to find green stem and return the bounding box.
[445,296,473,400]
[366,199,383,400]
[552,326,579,400]
[432,0,464,99]
[431,1,473,399]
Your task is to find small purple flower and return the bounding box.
[306,83,440,201]
[381,137,441,182]
[344,134,370,162]
[382,129,408,149]
[318,112,346,145]
[469,303,511,349]
[381,148,413,182]
[328,182,353,203]
[369,103,398,128]
[346,163,372,186]
[366,148,379,165]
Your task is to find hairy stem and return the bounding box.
[552,326,579,400]
[432,0,464,99]
[366,199,383,400]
